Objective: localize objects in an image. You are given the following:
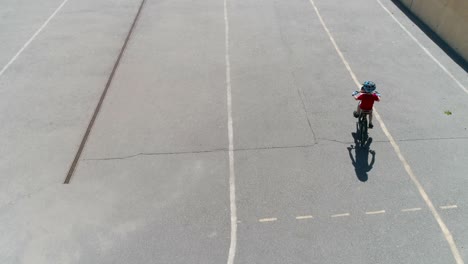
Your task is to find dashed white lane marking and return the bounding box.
[259,218,278,223]
[402,207,422,212]
[224,0,237,263]
[0,0,70,78]
[251,205,458,223]
[365,210,386,215]
[331,213,350,218]
[440,205,458,210]
[308,1,463,263]
[296,215,314,220]
[376,0,468,95]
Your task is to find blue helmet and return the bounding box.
[362,81,376,93]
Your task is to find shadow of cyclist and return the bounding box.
[347,137,376,182]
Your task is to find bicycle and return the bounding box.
[352,90,380,147]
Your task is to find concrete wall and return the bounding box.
[398,0,468,62]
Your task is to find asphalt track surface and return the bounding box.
[1,0,467,263]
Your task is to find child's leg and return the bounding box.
[369,112,374,128]
[354,104,361,118]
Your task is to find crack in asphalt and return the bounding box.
[83,148,228,161]
[274,2,317,145]
[396,136,468,142]
[319,136,468,145]
[82,136,468,161]
[83,143,319,161]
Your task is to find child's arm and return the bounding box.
[374,92,381,101]
[352,91,360,100]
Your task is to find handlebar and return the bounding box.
[352,91,381,96]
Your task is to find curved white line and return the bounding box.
[308,1,464,263]
[0,0,70,78]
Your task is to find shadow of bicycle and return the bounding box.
[347,134,376,182]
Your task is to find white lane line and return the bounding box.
[440,205,458,210]
[0,0,70,78]
[296,215,314,220]
[376,0,468,95]
[259,218,278,223]
[365,210,386,215]
[401,207,422,212]
[374,110,464,264]
[224,0,237,263]
[331,213,350,218]
[308,1,464,263]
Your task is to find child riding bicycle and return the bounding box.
[352,81,381,129]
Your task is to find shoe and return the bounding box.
[353,111,359,118]
[369,123,374,129]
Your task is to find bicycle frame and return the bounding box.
[358,111,370,147]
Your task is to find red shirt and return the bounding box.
[357,93,380,110]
